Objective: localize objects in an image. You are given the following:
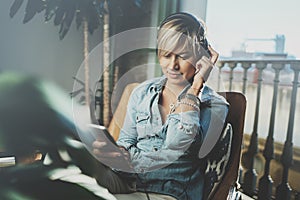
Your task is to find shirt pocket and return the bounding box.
[136,112,150,139]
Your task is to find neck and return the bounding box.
[165,82,188,97]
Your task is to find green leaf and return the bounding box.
[9,0,24,18]
[23,0,45,24]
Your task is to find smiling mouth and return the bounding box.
[167,71,181,76]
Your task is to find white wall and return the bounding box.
[0,1,101,91]
[179,0,208,21]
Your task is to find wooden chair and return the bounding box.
[207,92,246,200]
[108,83,247,200]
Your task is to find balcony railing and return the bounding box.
[217,59,300,200]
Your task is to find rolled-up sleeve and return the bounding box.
[116,90,139,150]
[198,91,229,158]
[163,111,201,150]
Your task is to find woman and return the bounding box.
[93,12,229,200]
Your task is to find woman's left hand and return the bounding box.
[189,46,219,95]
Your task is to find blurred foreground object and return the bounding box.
[0,72,116,200]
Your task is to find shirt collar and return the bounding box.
[149,75,167,93]
[149,76,212,103]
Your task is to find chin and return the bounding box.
[167,77,190,87]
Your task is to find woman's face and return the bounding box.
[159,48,197,87]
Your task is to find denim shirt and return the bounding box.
[117,76,228,200]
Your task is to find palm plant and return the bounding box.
[10,0,148,39]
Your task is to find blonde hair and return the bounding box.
[157,13,210,59]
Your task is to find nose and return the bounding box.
[168,54,179,70]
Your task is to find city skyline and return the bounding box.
[206,0,299,58]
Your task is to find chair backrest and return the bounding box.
[108,84,247,200]
[208,92,246,200]
[108,83,140,140]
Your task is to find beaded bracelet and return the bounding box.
[180,93,201,107]
[178,101,200,112]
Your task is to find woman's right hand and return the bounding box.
[92,139,132,171]
[92,139,125,158]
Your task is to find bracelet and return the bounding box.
[178,101,200,112]
[181,93,201,107]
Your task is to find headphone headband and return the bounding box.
[158,12,210,56]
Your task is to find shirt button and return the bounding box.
[153,147,158,151]
[178,124,183,130]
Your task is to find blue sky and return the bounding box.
[206,0,300,58]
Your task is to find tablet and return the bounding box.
[87,123,133,171]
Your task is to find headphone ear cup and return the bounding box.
[202,38,211,57]
[202,38,208,50]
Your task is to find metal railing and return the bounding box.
[217,59,300,200]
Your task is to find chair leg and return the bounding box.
[227,184,243,200]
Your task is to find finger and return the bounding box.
[93,152,133,171]
[195,56,210,73]
[197,56,211,66]
[92,141,107,148]
[196,59,213,82]
[208,45,219,64]
[199,66,213,82]
[201,56,212,65]
[93,149,122,158]
[194,60,202,74]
